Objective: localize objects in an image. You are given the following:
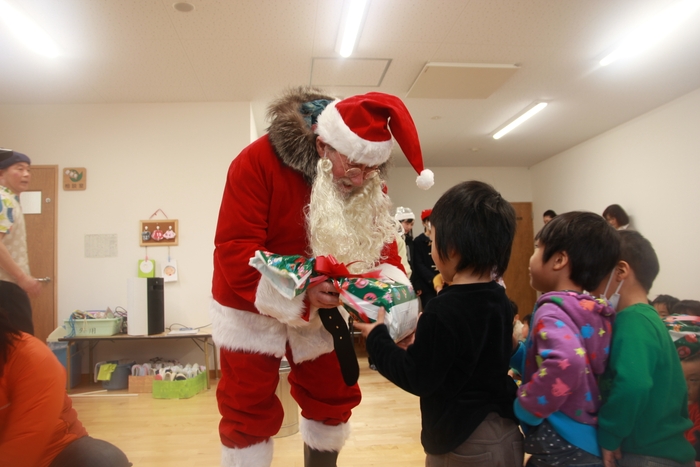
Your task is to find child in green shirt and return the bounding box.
[596,230,694,467]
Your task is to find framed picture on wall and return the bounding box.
[139,220,178,247]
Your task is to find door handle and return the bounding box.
[37,277,51,282]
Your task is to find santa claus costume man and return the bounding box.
[211,87,433,467]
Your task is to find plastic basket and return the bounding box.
[152,371,207,399]
[49,342,82,388]
[96,361,135,390]
[64,318,122,337]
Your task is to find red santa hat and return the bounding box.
[315,92,434,190]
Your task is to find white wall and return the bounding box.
[0,102,251,366]
[386,166,533,230]
[4,87,697,366]
[531,87,700,300]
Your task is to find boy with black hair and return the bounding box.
[673,300,700,317]
[653,294,680,318]
[543,210,557,225]
[512,211,620,467]
[597,230,694,467]
[356,181,523,466]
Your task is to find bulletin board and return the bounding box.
[139,220,179,247]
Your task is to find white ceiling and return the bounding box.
[1,0,700,167]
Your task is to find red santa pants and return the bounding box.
[217,346,361,449]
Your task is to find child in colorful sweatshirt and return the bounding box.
[511,211,620,466]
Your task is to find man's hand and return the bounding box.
[353,307,386,338]
[306,280,342,309]
[602,447,621,467]
[18,274,42,297]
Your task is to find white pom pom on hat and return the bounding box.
[315,92,434,190]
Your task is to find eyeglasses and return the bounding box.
[326,149,378,180]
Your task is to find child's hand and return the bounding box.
[396,311,421,349]
[602,447,622,467]
[396,332,415,349]
[353,307,386,338]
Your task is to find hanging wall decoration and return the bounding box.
[139,210,178,247]
[63,167,87,191]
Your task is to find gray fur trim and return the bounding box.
[267,86,335,184]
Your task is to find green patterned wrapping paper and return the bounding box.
[335,276,418,342]
[664,314,700,360]
[249,251,419,342]
[249,250,316,299]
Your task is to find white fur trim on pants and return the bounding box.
[300,417,351,452]
[211,300,334,363]
[221,439,273,467]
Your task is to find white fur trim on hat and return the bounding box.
[221,439,273,467]
[315,100,394,166]
[416,169,434,190]
[300,418,351,452]
[394,206,415,221]
[255,274,310,328]
[286,311,334,364]
[211,300,287,357]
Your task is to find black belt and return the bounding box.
[318,307,359,386]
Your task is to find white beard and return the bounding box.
[306,158,396,274]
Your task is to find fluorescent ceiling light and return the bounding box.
[0,0,60,58]
[600,0,700,67]
[493,103,548,140]
[336,0,369,58]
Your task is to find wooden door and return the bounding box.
[502,202,537,319]
[22,165,58,342]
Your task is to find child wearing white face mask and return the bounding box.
[511,212,619,467]
[596,230,695,467]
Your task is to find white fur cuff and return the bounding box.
[221,440,273,467]
[255,274,309,327]
[300,418,351,452]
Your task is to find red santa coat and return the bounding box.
[213,133,312,312]
[213,133,404,322]
[211,97,405,462]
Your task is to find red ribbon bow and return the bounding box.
[313,255,382,280]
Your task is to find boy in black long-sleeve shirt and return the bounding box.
[357,181,523,467]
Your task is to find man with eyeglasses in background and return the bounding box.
[211,87,433,467]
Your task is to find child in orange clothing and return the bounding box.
[0,307,131,467]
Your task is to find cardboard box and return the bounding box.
[128,375,155,393]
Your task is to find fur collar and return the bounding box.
[266,86,335,184]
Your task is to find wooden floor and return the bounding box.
[71,351,426,466]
